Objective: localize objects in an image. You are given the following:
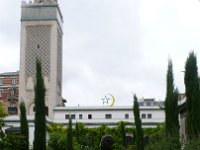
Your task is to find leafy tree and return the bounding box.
[33,59,46,150]
[47,122,66,150]
[66,118,73,150]
[0,134,27,150]
[20,101,29,150]
[184,51,200,139]
[165,59,179,138]
[133,94,144,150]
[0,103,7,139]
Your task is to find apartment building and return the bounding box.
[0,72,19,115]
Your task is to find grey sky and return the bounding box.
[0,0,200,106]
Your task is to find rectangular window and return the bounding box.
[0,78,3,85]
[79,114,83,119]
[146,102,151,106]
[11,78,17,85]
[65,114,70,119]
[147,114,152,119]
[125,114,129,119]
[141,114,146,119]
[65,114,75,119]
[88,114,92,119]
[8,107,17,115]
[105,114,112,119]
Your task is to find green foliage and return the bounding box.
[75,122,80,144]
[47,122,66,150]
[184,51,200,139]
[162,59,180,149]
[119,121,127,148]
[165,59,173,135]
[165,59,179,138]
[144,126,180,150]
[0,103,7,139]
[47,122,136,150]
[48,132,66,150]
[33,59,46,150]
[0,134,27,150]
[66,118,73,150]
[47,122,65,133]
[20,101,29,150]
[184,137,200,150]
[145,135,180,150]
[133,94,144,150]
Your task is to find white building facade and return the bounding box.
[54,99,165,128]
[5,98,165,147]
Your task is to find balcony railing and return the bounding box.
[7,96,18,101]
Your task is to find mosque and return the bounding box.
[3,0,165,147]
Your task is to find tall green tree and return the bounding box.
[33,59,46,150]
[75,122,80,144]
[66,117,73,150]
[165,59,179,136]
[119,121,127,148]
[20,101,29,150]
[133,95,144,150]
[184,51,200,139]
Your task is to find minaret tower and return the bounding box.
[19,0,63,118]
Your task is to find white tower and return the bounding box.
[19,0,63,119]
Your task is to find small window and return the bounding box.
[8,107,17,115]
[141,114,146,119]
[147,114,152,119]
[65,114,70,119]
[79,114,83,119]
[125,114,129,119]
[105,114,112,119]
[146,102,151,106]
[11,78,16,85]
[88,114,92,119]
[0,78,3,85]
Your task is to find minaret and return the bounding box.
[19,0,63,119]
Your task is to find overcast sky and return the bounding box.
[0,0,200,106]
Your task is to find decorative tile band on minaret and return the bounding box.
[19,0,63,119]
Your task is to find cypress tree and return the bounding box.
[119,121,127,148]
[66,117,73,150]
[171,88,179,135]
[75,122,80,144]
[165,59,179,136]
[33,59,46,150]
[133,94,144,150]
[184,51,200,139]
[20,101,29,150]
